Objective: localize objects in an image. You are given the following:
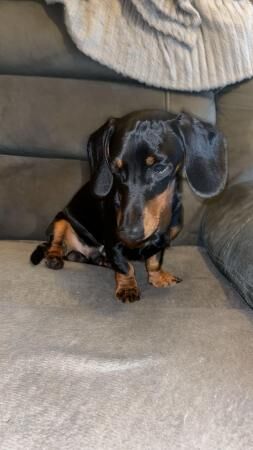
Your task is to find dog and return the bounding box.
[30,109,227,303]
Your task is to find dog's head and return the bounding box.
[88,110,227,245]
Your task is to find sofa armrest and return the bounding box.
[201,181,253,308]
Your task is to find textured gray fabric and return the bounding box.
[0,75,165,159]
[47,0,253,91]
[201,181,253,308]
[0,0,127,82]
[0,241,252,450]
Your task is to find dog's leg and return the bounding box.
[115,263,140,303]
[64,250,89,263]
[45,219,67,270]
[30,242,49,265]
[146,252,182,288]
[65,249,111,268]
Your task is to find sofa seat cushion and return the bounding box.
[0,241,252,449]
[0,241,246,310]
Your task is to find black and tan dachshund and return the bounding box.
[31,110,227,302]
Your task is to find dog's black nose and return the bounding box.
[118,226,144,243]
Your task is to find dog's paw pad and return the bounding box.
[149,271,182,288]
[116,287,141,303]
[45,256,64,270]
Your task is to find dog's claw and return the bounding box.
[45,256,64,270]
[116,287,141,303]
[175,276,182,283]
[149,271,182,288]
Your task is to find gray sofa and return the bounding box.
[0,2,253,449]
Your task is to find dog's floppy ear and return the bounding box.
[87,118,116,198]
[172,112,228,198]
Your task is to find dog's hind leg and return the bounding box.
[65,249,111,268]
[30,242,49,265]
[64,250,89,263]
[45,219,68,270]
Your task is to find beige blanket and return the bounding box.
[46,0,253,91]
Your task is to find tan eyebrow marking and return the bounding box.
[146,156,155,166]
[115,159,123,169]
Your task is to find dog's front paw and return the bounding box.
[116,286,141,303]
[149,270,182,288]
[45,256,64,270]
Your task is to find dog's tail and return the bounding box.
[30,242,49,265]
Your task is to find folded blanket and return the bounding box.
[46,0,253,91]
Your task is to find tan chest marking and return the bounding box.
[143,182,175,239]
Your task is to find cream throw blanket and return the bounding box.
[46,0,253,91]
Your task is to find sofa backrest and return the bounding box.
[0,0,217,243]
[0,74,215,242]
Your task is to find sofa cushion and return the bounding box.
[0,75,165,160]
[167,91,216,125]
[0,0,128,82]
[201,181,253,308]
[0,241,252,449]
